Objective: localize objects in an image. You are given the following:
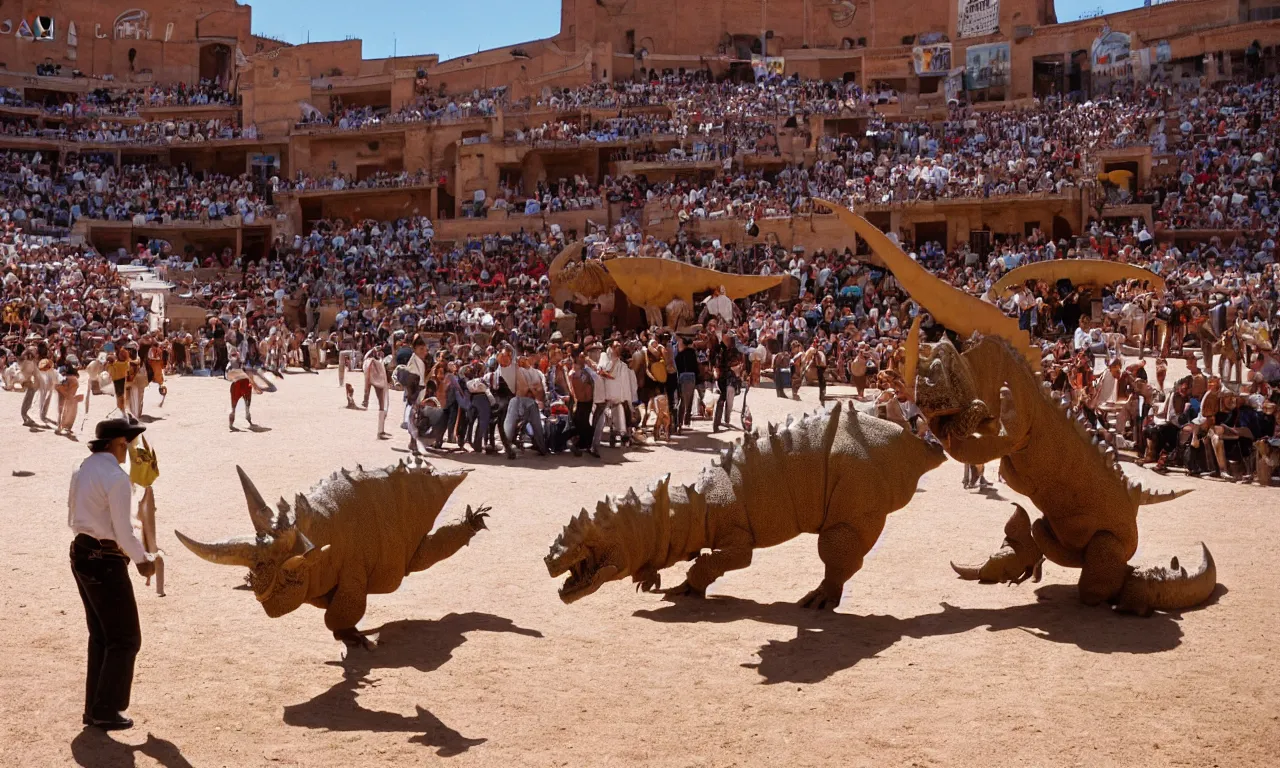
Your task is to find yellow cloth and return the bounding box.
[128,436,160,488]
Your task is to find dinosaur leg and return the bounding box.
[664,535,753,599]
[405,506,489,575]
[1078,531,1130,607]
[324,577,372,650]
[951,504,1044,585]
[1029,518,1084,568]
[799,523,869,611]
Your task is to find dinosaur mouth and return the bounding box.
[547,548,619,604]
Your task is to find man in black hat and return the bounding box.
[67,418,155,731]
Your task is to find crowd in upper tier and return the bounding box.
[1,68,1278,479]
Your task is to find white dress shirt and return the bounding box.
[68,452,151,563]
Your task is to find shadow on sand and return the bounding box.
[71,730,194,768]
[282,613,542,757]
[634,584,1227,685]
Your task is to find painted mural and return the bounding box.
[964,41,1010,89]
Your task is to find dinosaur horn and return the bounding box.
[950,561,985,580]
[903,314,922,399]
[1117,543,1217,615]
[236,466,274,534]
[174,530,259,568]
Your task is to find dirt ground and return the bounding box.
[2,367,1278,768]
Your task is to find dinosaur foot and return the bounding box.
[1007,556,1045,586]
[797,587,842,611]
[334,628,377,651]
[633,570,661,593]
[660,581,706,600]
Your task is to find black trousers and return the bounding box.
[70,535,141,719]
[573,401,593,450]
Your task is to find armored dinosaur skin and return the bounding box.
[549,241,618,302]
[176,463,489,648]
[546,402,945,609]
[913,334,1217,616]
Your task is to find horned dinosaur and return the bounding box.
[546,401,945,609]
[176,463,490,648]
[912,334,1217,615]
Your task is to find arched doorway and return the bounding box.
[199,43,232,88]
[1053,215,1074,243]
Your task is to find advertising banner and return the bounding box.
[750,55,786,78]
[912,43,952,76]
[958,0,1000,39]
[1091,27,1132,75]
[944,69,964,102]
[964,42,1010,90]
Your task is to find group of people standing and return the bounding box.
[343,324,765,462]
[7,331,167,435]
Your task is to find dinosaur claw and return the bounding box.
[633,571,661,593]
[465,505,492,532]
[660,581,704,600]
[334,628,376,651]
[798,588,841,611]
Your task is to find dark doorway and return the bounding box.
[1033,58,1064,98]
[199,44,232,88]
[914,221,948,248]
[1053,215,1074,242]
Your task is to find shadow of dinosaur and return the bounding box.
[282,612,543,757]
[634,584,1225,685]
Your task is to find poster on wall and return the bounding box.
[1091,27,1132,76]
[944,69,964,102]
[750,55,786,78]
[912,43,952,75]
[1155,40,1171,64]
[964,42,1010,89]
[958,0,1000,39]
[1135,47,1152,80]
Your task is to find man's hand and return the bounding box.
[136,559,156,579]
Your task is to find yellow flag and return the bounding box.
[129,435,160,488]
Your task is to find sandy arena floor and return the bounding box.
[1,368,1278,767]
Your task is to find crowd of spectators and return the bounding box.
[0,68,1278,479]
[0,152,274,229]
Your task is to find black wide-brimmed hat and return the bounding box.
[88,418,145,451]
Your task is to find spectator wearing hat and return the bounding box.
[68,418,155,731]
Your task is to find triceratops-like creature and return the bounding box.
[546,402,945,609]
[910,333,1217,616]
[176,462,489,648]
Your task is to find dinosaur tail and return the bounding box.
[1130,482,1194,506]
[1115,543,1217,616]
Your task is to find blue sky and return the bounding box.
[249,0,563,61]
[248,0,1147,62]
